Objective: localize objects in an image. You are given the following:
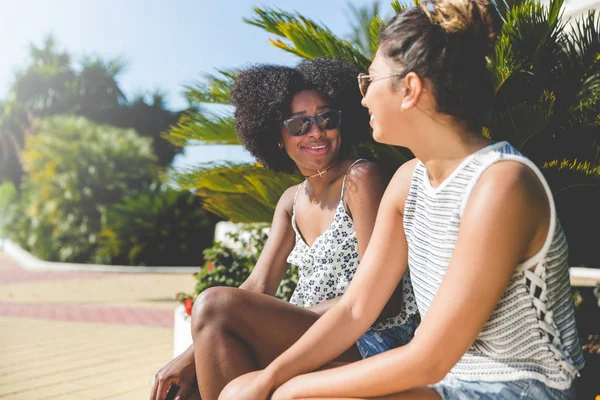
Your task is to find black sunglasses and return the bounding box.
[282,109,342,136]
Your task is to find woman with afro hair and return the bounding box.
[150,58,419,400]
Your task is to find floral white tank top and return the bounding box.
[287,159,418,331]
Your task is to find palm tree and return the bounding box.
[485,0,600,266]
[167,0,598,265]
[73,56,127,119]
[12,35,76,116]
[165,6,412,221]
[345,1,384,59]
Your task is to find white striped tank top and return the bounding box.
[403,141,584,389]
[288,159,419,330]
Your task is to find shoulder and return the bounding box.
[391,158,420,184]
[473,160,546,206]
[343,160,386,201]
[466,160,549,231]
[383,158,420,212]
[344,160,385,187]
[278,184,303,217]
[342,160,387,216]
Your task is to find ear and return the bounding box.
[401,72,424,111]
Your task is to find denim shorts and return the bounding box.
[356,314,419,358]
[432,376,576,399]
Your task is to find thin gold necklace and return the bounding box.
[302,160,339,179]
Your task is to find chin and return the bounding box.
[372,129,387,144]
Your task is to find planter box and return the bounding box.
[173,305,193,358]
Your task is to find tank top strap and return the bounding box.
[340,159,367,200]
[292,181,305,216]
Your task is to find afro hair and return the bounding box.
[230,58,370,173]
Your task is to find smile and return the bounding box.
[302,142,330,154]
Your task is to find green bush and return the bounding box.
[177,224,298,311]
[11,115,156,262]
[94,183,221,266]
[0,182,18,237]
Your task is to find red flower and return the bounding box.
[184,298,193,316]
[207,263,214,272]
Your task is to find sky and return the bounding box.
[0,0,395,168]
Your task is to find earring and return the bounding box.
[278,142,283,149]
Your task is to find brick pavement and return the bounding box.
[0,252,197,399]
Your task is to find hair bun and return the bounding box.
[421,0,500,51]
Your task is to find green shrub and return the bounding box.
[13,115,156,262]
[0,182,18,237]
[177,224,299,312]
[95,183,221,266]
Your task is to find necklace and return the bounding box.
[302,160,338,179]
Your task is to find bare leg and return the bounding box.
[191,287,362,400]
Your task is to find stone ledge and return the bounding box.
[0,238,200,274]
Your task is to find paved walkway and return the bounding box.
[0,253,196,399]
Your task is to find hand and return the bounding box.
[218,370,273,400]
[150,346,197,400]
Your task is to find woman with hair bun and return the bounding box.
[150,57,419,400]
[221,1,584,399]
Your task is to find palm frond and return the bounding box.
[541,158,600,195]
[487,91,555,150]
[497,0,566,80]
[245,8,371,71]
[390,0,418,14]
[491,33,519,88]
[165,109,238,146]
[169,163,302,222]
[563,10,600,109]
[345,1,381,59]
[369,16,387,58]
[183,68,237,106]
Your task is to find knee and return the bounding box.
[191,286,237,335]
[219,380,238,400]
[220,372,259,400]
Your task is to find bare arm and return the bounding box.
[342,161,405,321]
[266,161,549,399]
[251,160,420,392]
[239,186,298,295]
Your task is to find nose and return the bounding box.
[361,95,368,108]
[306,119,325,138]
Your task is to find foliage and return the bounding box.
[177,225,299,313]
[483,1,600,267]
[244,8,371,71]
[95,183,221,266]
[167,107,238,147]
[97,92,185,167]
[0,35,184,186]
[10,115,156,262]
[573,283,600,398]
[0,98,33,185]
[0,182,18,237]
[164,0,600,266]
[169,163,303,222]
